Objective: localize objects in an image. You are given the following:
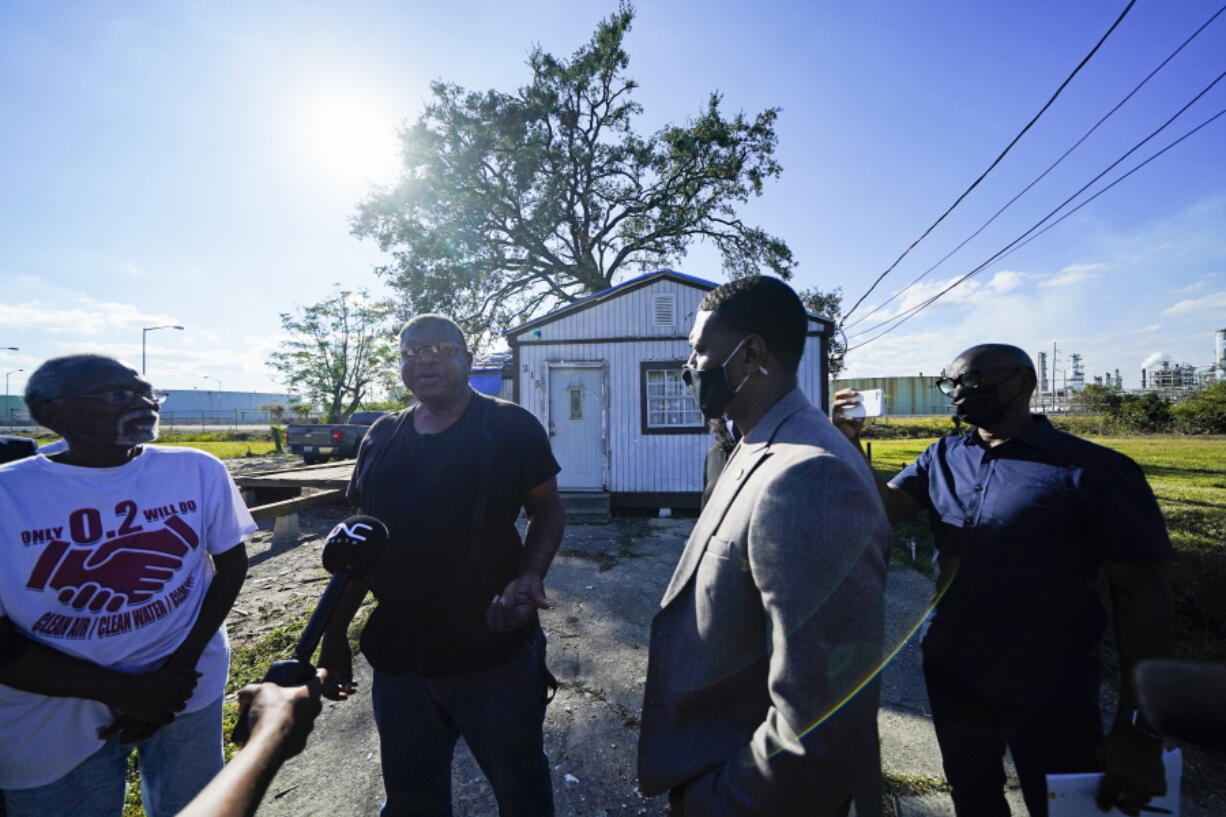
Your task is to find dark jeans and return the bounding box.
[924,659,1102,817]
[371,630,554,817]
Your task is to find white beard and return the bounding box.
[115,411,160,445]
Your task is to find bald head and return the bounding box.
[952,343,1035,374]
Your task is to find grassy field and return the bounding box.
[155,440,284,459]
[870,435,1226,663]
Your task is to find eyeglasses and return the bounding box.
[401,342,463,360]
[51,388,169,406]
[936,367,1022,396]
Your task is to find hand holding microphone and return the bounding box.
[230,515,386,745]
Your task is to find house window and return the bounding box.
[640,361,704,435]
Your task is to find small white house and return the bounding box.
[505,270,834,508]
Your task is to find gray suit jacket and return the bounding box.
[638,388,890,817]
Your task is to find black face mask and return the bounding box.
[950,367,1025,427]
[682,337,765,420]
[953,390,1011,428]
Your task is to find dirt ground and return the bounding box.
[223,456,1222,817]
[225,456,683,816]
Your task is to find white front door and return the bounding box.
[548,365,604,490]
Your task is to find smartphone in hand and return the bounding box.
[843,388,884,419]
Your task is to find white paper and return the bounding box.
[843,388,884,418]
[1047,747,1181,817]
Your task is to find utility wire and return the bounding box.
[843,3,1226,331]
[845,104,1226,353]
[839,0,1138,325]
[846,72,1224,342]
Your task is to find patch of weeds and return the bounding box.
[882,770,952,797]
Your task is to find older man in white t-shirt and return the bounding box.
[0,354,253,817]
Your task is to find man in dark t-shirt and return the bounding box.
[319,314,565,817]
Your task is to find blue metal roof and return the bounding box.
[469,373,503,396]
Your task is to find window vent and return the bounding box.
[652,294,677,328]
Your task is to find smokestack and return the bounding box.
[1141,368,1147,389]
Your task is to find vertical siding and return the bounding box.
[511,283,830,496]
[528,280,703,341]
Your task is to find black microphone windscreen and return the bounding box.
[322,515,388,577]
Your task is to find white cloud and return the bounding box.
[985,270,1033,293]
[1172,275,1218,295]
[1039,262,1105,288]
[0,298,181,335]
[1160,291,1226,317]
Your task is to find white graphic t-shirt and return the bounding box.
[0,446,257,789]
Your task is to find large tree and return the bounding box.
[353,4,794,344]
[267,287,397,423]
[799,287,847,379]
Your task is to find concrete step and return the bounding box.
[560,491,611,523]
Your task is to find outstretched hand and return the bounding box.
[486,572,550,632]
[233,672,324,758]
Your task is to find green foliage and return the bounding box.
[1072,384,1123,415]
[258,402,286,424]
[859,415,963,439]
[267,286,398,423]
[270,425,284,453]
[799,286,846,378]
[352,3,792,346]
[1173,380,1226,434]
[1116,392,1173,433]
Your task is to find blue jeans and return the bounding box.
[371,630,554,817]
[3,696,224,817]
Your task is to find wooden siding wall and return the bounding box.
[513,279,829,494]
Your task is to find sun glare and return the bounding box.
[295,88,401,188]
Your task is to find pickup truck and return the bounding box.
[286,410,386,465]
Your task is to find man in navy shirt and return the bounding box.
[834,343,1173,817]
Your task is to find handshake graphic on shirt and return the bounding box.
[25,515,199,613]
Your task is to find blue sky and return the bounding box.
[1,0,1222,397]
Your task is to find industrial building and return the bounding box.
[1,389,293,427]
[832,375,950,416]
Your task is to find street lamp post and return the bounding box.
[204,375,222,392]
[4,369,22,426]
[142,326,184,374]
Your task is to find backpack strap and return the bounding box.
[357,404,416,495]
[466,394,497,571]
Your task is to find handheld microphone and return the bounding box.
[230,515,387,745]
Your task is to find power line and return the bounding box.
[839,0,1138,325]
[845,102,1226,353]
[843,3,1226,331]
[847,71,1224,343]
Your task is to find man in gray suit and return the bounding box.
[638,276,891,817]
